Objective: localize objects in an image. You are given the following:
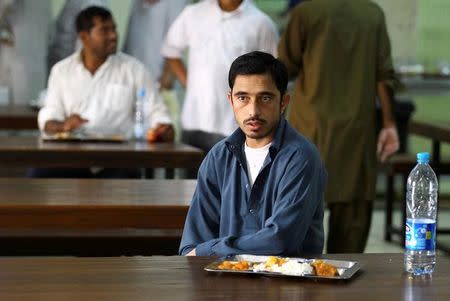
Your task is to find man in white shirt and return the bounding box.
[32,6,174,179]
[162,0,278,153]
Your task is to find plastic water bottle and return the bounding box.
[134,88,146,140]
[404,152,438,276]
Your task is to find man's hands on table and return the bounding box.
[44,114,88,134]
[63,114,89,132]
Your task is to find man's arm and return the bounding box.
[38,65,71,133]
[179,151,221,255]
[377,82,399,162]
[161,5,190,87]
[134,61,174,140]
[375,9,399,163]
[184,148,326,257]
[165,58,187,88]
[257,16,279,57]
[44,114,88,134]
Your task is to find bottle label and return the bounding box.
[405,219,436,251]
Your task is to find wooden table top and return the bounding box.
[0,136,203,168]
[0,105,38,130]
[0,253,447,300]
[409,120,450,143]
[399,71,450,80]
[0,179,196,230]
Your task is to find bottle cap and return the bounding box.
[417,152,430,164]
[137,88,146,98]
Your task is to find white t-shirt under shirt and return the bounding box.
[161,0,278,136]
[244,142,271,186]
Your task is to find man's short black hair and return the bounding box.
[75,6,113,33]
[228,51,288,96]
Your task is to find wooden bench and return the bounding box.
[383,153,450,243]
[0,178,196,256]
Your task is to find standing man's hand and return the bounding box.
[377,126,399,163]
[165,58,187,88]
[63,114,89,132]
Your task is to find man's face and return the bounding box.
[81,17,118,59]
[219,0,242,5]
[228,73,289,148]
[218,0,243,11]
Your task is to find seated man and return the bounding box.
[32,6,174,178]
[180,51,327,256]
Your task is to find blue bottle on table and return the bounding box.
[404,152,438,276]
[134,88,146,140]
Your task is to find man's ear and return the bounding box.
[78,31,89,44]
[281,94,290,114]
[227,90,233,106]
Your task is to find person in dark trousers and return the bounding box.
[278,0,399,253]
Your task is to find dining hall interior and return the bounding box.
[0,0,449,300]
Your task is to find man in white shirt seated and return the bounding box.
[30,6,174,179]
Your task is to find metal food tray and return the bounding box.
[41,134,126,143]
[204,254,361,280]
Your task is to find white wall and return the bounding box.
[51,0,132,49]
[373,0,418,61]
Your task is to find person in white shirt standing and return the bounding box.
[162,0,278,153]
[32,6,174,179]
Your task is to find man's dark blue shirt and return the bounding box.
[180,118,327,256]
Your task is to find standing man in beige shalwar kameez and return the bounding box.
[278,0,399,253]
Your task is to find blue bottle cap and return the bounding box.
[137,88,146,98]
[417,152,430,164]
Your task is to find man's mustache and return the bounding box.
[244,117,266,124]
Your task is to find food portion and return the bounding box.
[146,128,159,143]
[54,131,71,139]
[44,132,125,142]
[216,256,338,277]
[252,256,313,276]
[217,260,250,271]
[311,260,339,277]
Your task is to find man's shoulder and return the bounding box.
[113,52,145,67]
[111,52,149,74]
[245,2,276,25]
[365,0,386,20]
[180,0,208,16]
[206,137,230,159]
[50,52,80,75]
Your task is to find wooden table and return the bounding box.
[0,254,448,300]
[0,105,38,130]
[0,179,196,255]
[409,120,450,174]
[0,136,203,169]
[398,71,450,96]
